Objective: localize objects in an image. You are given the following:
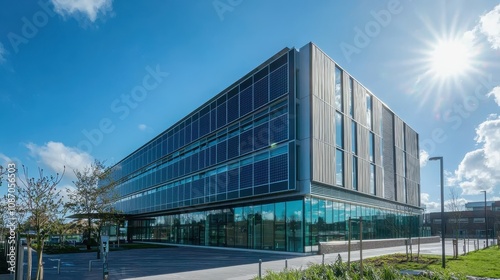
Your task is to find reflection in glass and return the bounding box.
[336,149,344,187]
[336,112,343,148]
[286,200,303,252]
[335,66,343,111]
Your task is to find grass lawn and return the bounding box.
[365,246,500,278]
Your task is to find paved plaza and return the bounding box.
[2,239,493,280]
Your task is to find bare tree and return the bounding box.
[446,187,465,258]
[65,160,119,257]
[446,187,465,238]
[17,166,64,280]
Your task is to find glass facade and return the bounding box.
[336,149,344,187]
[335,66,343,111]
[110,51,294,215]
[106,44,423,254]
[370,164,376,195]
[128,197,420,253]
[366,93,372,129]
[335,112,343,148]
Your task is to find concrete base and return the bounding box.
[318,236,441,254]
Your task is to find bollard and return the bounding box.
[285,259,288,270]
[89,260,100,272]
[50,259,61,274]
[259,259,263,279]
[322,254,325,265]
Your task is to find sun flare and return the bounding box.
[430,39,472,78]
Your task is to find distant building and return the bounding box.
[427,201,500,239]
[104,43,423,253]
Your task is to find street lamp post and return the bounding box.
[480,190,487,247]
[429,156,445,268]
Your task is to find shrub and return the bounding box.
[256,257,465,280]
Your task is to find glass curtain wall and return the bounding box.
[128,197,421,253]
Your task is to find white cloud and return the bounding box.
[487,86,500,106]
[26,141,94,178]
[138,124,154,132]
[0,43,5,63]
[478,4,500,49]
[419,150,430,167]
[449,114,500,195]
[0,153,12,166]
[421,192,470,213]
[421,193,441,213]
[51,0,113,22]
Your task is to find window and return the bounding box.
[336,149,344,187]
[473,218,485,223]
[348,77,354,117]
[335,66,343,111]
[366,93,372,129]
[352,156,358,191]
[370,164,376,195]
[433,219,442,224]
[369,132,375,162]
[336,112,343,148]
[351,121,357,154]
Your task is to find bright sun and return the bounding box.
[430,40,472,78]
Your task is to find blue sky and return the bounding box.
[1,0,499,212]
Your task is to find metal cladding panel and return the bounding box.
[376,165,384,197]
[372,97,382,136]
[395,148,405,176]
[312,140,335,185]
[405,124,420,207]
[405,125,419,158]
[358,126,369,161]
[394,116,404,149]
[311,46,335,105]
[312,97,335,145]
[353,81,366,126]
[358,158,370,194]
[396,175,406,203]
[382,106,395,200]
[374,134,382,166]
[407,180,419,207]
[406,149,420,183]
[310,45,337,186]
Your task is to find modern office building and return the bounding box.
[427,201,500,239]
[107,43,422,253]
